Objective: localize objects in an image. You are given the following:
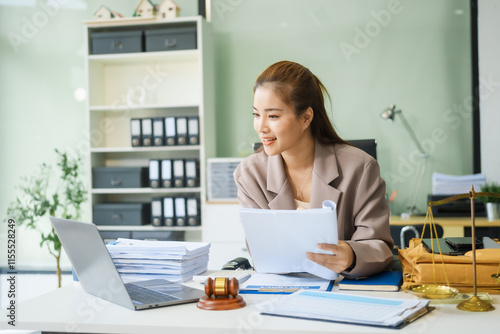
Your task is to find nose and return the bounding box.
[255,116,268,134]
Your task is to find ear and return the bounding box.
[302,107,314,127]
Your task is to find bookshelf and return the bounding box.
[84,16,215,241]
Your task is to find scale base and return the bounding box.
[457,296,495,312]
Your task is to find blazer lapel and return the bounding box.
[310,141,342,209]
[266,154,296,210]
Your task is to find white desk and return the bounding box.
[4,281,500,334]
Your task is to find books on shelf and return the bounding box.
[338,271,403,292]
[106,238,210,283]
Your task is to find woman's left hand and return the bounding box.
[306,241,354,273]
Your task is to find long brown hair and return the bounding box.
[254,61,347,146]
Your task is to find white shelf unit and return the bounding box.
[84,16,215,241]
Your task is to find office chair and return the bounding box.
[390,224,444,255]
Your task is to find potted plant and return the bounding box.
[6,149,87,287]
[479,182,500,222]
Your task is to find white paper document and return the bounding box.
[259,290,431,328]
[239,200,338,280]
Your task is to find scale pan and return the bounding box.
[407,284,458,299]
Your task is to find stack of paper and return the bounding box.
[106,239,210,283]
[432,173,485,195]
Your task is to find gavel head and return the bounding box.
[204,277,239,298]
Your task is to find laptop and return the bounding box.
[50,216,204,310]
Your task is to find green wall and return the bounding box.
[0,0,472,268]
[210,0,473,215]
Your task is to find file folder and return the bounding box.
[163,197,175,227]
[175,117,188,145]
[164,116,176,146]
[152,117,165,146]
[174,197,186,226]
[130,118,142,147]
[141,118,153,146]
[187,116,199,145]
[151,197,163,227]
[149,159,160,188]
[185,159,199,188]
[173,159,185,188]
[160,159,173,188]
[186,197,200,226]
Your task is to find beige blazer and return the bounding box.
[233,140,394,277]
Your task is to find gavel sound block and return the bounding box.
[197,277,246,310]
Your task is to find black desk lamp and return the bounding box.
[381,105,429,217]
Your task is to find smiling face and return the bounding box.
[253,85,312,157]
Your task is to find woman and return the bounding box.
[233,61,394,278]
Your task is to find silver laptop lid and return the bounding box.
[50,217,135,310]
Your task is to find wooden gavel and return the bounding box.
[204,277,239,298]
[197,277,246,310]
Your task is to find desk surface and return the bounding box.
[5,281,500,334]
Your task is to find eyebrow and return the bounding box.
[253,106,283,112]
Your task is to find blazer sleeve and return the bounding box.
[343,159,394,277]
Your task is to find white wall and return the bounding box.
[479,0,500,183]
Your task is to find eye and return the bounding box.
[268,114,279,119]
[252,112,260,118]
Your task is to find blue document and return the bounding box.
[338,271,403,291]
[239,200,338,280]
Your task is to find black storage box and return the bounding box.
[145,26,197,52]
[93,167,148,188]
[91,30,143,55]
[93,203,151,226]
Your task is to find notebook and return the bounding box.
[49,217,204,310]
[338,271,403,292]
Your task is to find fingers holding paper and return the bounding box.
[306,241,354,273]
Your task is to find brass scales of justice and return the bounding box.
[405,185,500,312]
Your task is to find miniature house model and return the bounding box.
[134,0,157,18]
[95,6,115,19]
[157,0,181,19]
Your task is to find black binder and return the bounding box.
[185,159,199,188]
[173,159,185,188]
[164,116,176,146]
[141,118,153,146]
[174,197,186,226]
[187,116,199,145]
[163,197,175,227]
[175,117,188,145]
[149,159,160,188]
[130,118,142,147]
[152,117,165,146]
[151,197,163,226]
[186,197,200,226]
[160,159,173,188]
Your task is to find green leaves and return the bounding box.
[479,182,500,204]
[6,149,87,261]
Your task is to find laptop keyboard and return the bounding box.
[125,283,181,305]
